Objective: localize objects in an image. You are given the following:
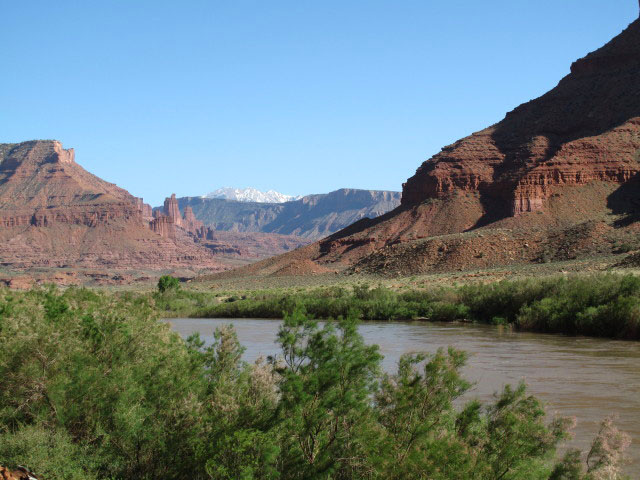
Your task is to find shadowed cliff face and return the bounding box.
[402,18,640,224]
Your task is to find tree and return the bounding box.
[273,308,382,479]
[157,275,180,293]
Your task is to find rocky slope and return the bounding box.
[0,140,224,273]
[174,188,402,239]
[216,16,640,278]
[203,231,309,259]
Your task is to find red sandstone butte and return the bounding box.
[163,193,182,227]
[0,140,222,271]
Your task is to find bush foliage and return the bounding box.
[158,274,640,339]
[0,287,630,479]
[157,275,180,293]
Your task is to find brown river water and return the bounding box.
[166,318,640,475]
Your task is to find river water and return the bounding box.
[166,318,640,474]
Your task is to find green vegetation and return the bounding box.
[158,273,640,340]
[157,275,180,293]
[0,287,629,479]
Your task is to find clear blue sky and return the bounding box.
[1,1,637,206]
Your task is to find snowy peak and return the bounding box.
[204,187,300,203]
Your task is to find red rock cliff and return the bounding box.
[163,193,182,227]
[157,195,205,237]
[402,18,640,218]
[150,215,176,240]
[229,15,640,278]
[0,140,142,227]
[0,141,222,271]
[182,205,204,233]
[135,197,153,219]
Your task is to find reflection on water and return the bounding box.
[166,318,640,474]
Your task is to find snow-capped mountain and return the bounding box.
[204,187,301,203]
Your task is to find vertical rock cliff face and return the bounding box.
[135,197,153,219]
[182,205,204,233]
[150,215,176,240]
[163,194,182,227]
[402,18,640,221]
[0,140,142,227]
[0,141,222,270]
[155,194,205,238]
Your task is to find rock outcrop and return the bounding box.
[0,141,223,272]
[0,140,140,226]
[150,215,176,240]
[154,194,204,238]
[182,205,204,233]
[135,197,153,219]
[151,193,323,262]
[163,193,182,227]
[402,17,640,220]
[215,16,640,278]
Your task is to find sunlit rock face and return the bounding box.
[163,193,182,227]
[233,17,640,277]
[0,141,222,270]
[402,18,640,219]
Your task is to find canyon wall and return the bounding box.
[0,141,222,271]
[402,18,640,221]
[150,215,176,240]
[153,194,206,239]
[223,17,640,278]
[163,194,182,227]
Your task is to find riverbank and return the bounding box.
[156,273,640,340]
[0,287,631,479]
[166,316,640,475]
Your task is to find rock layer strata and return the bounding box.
[218,16,640,278]
[0,141,222,271]
[402,18,640,218]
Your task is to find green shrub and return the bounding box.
[615,243,633,254]
[0,288,630,478]
[162,274,640,339]
[157,275,180,293]
[515,275,640,337]
[0,426,98,480]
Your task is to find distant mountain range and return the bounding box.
[204,187,300,203]
[0,141,402,286]
[2,11,639,288]
[175,189,402,240]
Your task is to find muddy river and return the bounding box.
[167,318,640,474]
